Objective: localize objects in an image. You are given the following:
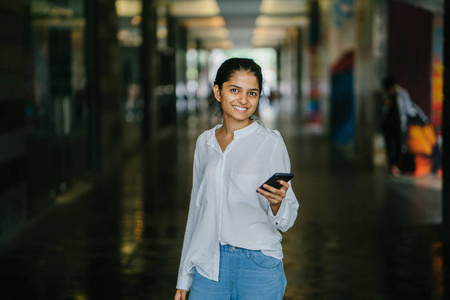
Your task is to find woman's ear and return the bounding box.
[213,85,221,102]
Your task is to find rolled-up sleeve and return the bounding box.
[267,134,299,232]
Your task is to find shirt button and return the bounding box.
[275,222,279,226]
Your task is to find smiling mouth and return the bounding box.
[233,105,248,111]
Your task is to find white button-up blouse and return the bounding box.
[176,122,299,291]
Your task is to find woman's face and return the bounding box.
[214,71,260,124]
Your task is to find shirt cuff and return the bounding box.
[176,273,194,291]
[268,200,288,228]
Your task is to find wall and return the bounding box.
[387,1,433,116]
[142,1,179,137]
[141,0,157,138]
[94,0,123,173]
[322,0,356,143]
[442,0,449,290]
[354,0,377,168]
[0,2,27,245]
[0,0,125,248]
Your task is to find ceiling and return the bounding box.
[30,0,309,53]
[171,0,310,49]
[115,0,310,49]
[35,0,445,50]
[115,0,446,49]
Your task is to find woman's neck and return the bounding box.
[216,118,253,152]
[220,118,253,137]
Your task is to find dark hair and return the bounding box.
[214,58,263,93]
[382,76,397,90]
[211,58,263,119]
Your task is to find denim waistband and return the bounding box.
[220,244,258,254]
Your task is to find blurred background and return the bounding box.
[0,0,448,299]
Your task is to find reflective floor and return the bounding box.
[0,115,444,300]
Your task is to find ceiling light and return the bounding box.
[256,15,308,28]
[116,0,142,17]
[169,0,220,17]
[180,16,226,29]
[189,27,230,40]
[260,0,308,15]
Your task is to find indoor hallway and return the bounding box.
[0,116,444,300]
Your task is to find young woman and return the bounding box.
[175,58,299,300]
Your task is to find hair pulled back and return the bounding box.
[214,58,263,93]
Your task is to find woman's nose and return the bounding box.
[238,94,248,104]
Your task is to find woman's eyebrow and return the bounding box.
[229,84,259,92]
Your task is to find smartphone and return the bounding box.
[258,172,294,192]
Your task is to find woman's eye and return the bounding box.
[249,92,258,96]
[231,88,239,93]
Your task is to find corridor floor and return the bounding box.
[0,117,444,300]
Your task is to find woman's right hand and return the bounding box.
[175,289,188,300]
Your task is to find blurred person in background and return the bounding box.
[380,76,441,176]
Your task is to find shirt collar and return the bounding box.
[233,121,259,139]
[206,122,259,148]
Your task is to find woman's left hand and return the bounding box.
[257,180,289,216]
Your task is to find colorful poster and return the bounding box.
[330,51,354,143]
[431,15,443,137]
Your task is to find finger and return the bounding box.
[258,189,283,205]
[262,183,278,193]
[175,290,187,300]
[258,185,285,199]
[278,180,290,191]
[277,181,289,195]
[181,290,187,300]
[258,186,279,198]
[265,181,289,195]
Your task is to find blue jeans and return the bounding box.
[189,244,287,300]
